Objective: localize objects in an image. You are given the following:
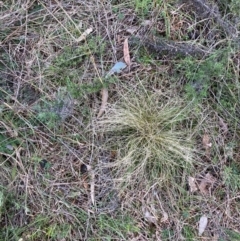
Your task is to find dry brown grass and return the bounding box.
[1,0,240,240]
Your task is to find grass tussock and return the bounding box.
[98,92,195,188]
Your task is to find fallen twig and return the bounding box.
[97,88,108,118]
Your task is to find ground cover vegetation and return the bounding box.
[0,0,240,240]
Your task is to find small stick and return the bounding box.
[97,88,108,118]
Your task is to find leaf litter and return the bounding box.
[76,27,93,42]
[97,88,108,118]
[198,172,217,195]
[202,133,212,158]
[123,38,131,66]
[198,215,208,236]
[105,61,127,78]
[188,176,198,193]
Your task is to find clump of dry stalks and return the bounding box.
[98,92,196,189]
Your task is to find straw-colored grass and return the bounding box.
[98,92,195,189]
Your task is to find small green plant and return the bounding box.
[45,36,106,86]
[161,228,175,240]
[34,87,74,128]
[134,0,153,15]
[229,0,240,16]
[66,76,117,99]
[175,51,232,102]
[224,229,240,241]
[0,189,4,216]
[0,134,20,155]
[96,213,138,239]
[182,225,195,240]
[98,92,195,189]
[0,188,25,241]
[223,163,240,192]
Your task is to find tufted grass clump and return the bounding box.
[99,92,195,188]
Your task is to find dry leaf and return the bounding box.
[97,88,108,118]
[88,165,95,206]
[105,61,127,77]
[83,180,89,190]
[202,133,212,149]
[126,27,139,34]
[205,172,216,183]
[123,38,131,66]
[76,27,93,42]
[198,174,209,195]
[144,210,157,224]
[188,176,198,192]
[141,20,152,26]
[219,117,228,135]
[160,211,168,223]
[198,172,216,195]
[81,165,89,190]
[202,133,212,158]
[198,215,208,236]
